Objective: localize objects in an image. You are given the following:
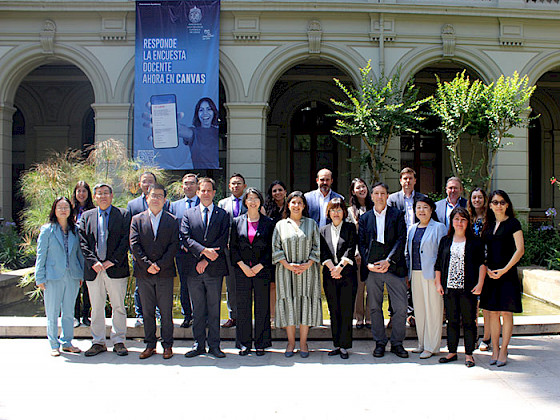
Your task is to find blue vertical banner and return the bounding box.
[134,1,220,169]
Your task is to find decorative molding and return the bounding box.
[369,15,396,43]
[441,24,456,57]
[100,13,127,41]
[307,20,322,54]
[40,20,56,54]
[233,14,261,41]
[499,19,524,47]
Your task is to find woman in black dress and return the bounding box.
[480,190,524,367]
[230,188,275,356]
[320,198,357,359]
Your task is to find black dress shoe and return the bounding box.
[209,347,226,358]
[239,348,250,356]
[328,348,341,356]
[373,344,385,358]
[255,349,265,356]
[356,323,364,330]
[390,344,409,358]
[185,347,206,358]
[81,318,91,327]
[180,318,193,328]
[340,351,349,360]
[438,354,458,363]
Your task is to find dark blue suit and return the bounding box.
[170,195,200,322]
[181,204,230,350]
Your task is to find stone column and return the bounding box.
[491,116,530,218]
[0,104,16,222]
[91,103,132,149]
[224,102,268,191]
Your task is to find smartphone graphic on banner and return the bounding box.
[151,94,179,149]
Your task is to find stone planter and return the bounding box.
[519,266,560,308]
[0,267,35,307]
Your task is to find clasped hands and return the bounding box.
[92,260,115,274]
[325,261,343,279]
[239,262,264,278]
[196,247,221,274]
[487,267,507,280]
[284,260,312,275]
[367,259,390,273]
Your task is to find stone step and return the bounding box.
[1,315,560,339]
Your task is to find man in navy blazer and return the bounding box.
[170,173,200,328]
[130,184,179,360]
[126,171,169,327]
[79,183,131,357]
[181,177,230,358]
[217,173,247,328]
[358,182,408,359]
[305,168,344,228]
[435,177,467,227]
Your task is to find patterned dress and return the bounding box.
[272,217,322,327]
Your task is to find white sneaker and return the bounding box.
[73,318,80,328]
[51,348,60,357]
[419,351,433,359]
[412,347,424,354]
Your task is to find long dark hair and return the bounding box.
[467,187,488,223]
[414,196,439,222]
[446,207,472,238]
[483,189,515,234]
[283,191,309,219]
[49,197,76,232]
[349,178,373,222]
[264,180,287,217]
[71,180,94,219]
[192,97,219,127]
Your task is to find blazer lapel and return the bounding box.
[324,225,337,259]
[91,209,99,241]
[142,212,155,241]
[53,225,64,249]
[240,214,249,238]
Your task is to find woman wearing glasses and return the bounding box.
[480,190,524,367]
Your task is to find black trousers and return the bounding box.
[235,267,271,350]
[444,289,478,355]
[74,282,90,319]
[323,269,356,349]
[137,276,174,349]
[188,273,223,350]
[176,253,193,321]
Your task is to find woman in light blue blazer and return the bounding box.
[405,196,447,359]
[35,197,84,356]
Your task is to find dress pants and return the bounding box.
[138,276,174,349]
[188,272,223,349]
[176,253,193,321]
[86,271,128,345]
[366,271,407,346]
[43,269,80,349]
[411,270,443,353]
[224,251,237,319]
[323,271,356,349]
[444,289,478,355]
[235,268,271,349]
[74,281,90,320]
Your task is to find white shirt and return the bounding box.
[403,191,415,228]
[445,199,459,225]
[374,206,387,244]
[322,223,353,267]
[319,190,333,228]
[200,203,214,227]
[148,209,163,239]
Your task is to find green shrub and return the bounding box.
[0,224,35,270]
[520,222,560,267]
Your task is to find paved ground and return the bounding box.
[1,335,559,420]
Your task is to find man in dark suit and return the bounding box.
[304,168,344,228]
[358,182,409,359]
[217,173,247,328]
[435,177,468,227]
[387,167,426,326]
[79,183,131,357]
[126,171,169,327]
[130,184,179,360]
[181,177,230,358]
[170,173,200,328]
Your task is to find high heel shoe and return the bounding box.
[496,360,507,367]
[490,359,497,365]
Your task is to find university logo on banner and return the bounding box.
[134,0,220,170]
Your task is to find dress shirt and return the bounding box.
[374,206,387,244]
[319,191,332,228]
[97,205,112,261]
[322,223,354,267]
[403,191,415,228]
[186,196,197,209]
[445,199,459,226]
[148,209,163,239]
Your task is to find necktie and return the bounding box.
[233,198,240,217]
[98,210,108,261]
[203,207,209,227]
[187,199,193,209]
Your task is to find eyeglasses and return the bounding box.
[150,194,165,200]
[491,200,507,206]
[246,197,260,202]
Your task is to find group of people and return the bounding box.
[35,167,524,367]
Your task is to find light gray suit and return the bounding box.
[218,194,247,320]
